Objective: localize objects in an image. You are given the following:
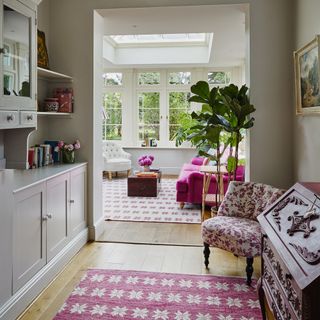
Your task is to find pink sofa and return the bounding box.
[176,157,245,208]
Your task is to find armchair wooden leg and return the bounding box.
[108,172,112,180]
[179,202,185,209]
[246,257,254,286]
[203,243,210,269]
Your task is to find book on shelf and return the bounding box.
[28,142,56,169]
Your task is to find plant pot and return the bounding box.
[62,150,75,163]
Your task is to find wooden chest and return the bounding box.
[257,183,320,320]
[127,173,161,197]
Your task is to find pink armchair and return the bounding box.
[202,181,285,285]
[176,157,244,208]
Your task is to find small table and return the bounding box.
[127,170,162,197]
[200,165,227,221]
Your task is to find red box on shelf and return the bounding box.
[54,88,73,113]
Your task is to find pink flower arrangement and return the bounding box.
[58,139,81,152]
[138,155,154,167]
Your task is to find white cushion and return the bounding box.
[104,158,131,172]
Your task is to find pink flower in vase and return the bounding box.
[138,155,154,167]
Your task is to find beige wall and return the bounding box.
[44,0,294,238]
[294,0,320,182]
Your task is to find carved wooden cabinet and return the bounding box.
[257,182,320,320]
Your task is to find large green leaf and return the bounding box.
[227,156,237,173]
[243,117,255,129]
[190,81,210,100]
[201,104,213,114]
[189,95,208,104]
[205,127,221,143]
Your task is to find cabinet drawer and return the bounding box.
[0,110,19,128]
[20,111,37,127]
[263,236,302,319]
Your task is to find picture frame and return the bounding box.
[37,29,49,69]
[294,35,320,115]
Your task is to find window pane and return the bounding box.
[169,92,190,110]
[139,109,160,124]
[106,109,122,124]
[168,72,191,85]
[103,92,122,109]
[103,73,123,86]
[169,108,188,124]
[105,124,122,140]
[208,71,231,85]
[138,92,160,109]
[138,72,160,85]
[139,125,160,140]
[103,92,122,140]
[169,92,190,140]
[138,92,160,140]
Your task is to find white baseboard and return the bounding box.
[88,216,105,240]
[0,229,88,320]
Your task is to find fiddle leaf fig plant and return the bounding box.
[175,81,255,188]
[219,84,256,180]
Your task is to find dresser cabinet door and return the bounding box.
[46,173,69,262]
[70,165,87,238]
[13,182,46,293]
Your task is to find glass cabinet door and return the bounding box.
[0,0,36,110]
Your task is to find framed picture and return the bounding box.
[294,35,320,115]
[37,29,49,69]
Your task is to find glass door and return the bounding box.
[0,0,36,110]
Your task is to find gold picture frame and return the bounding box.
[294,35,320,115]
[37,29,49,69]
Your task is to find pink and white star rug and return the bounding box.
[54,269,262,320]
[103,178,201,224]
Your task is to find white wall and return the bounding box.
[124,147,197,175]
[47,0,294,239]
[293,0,320,182]
[0,132,4,168]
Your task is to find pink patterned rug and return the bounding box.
[54,269,262,320]
[103,178,201,224]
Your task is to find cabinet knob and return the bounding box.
[0,47,8,54]
[6,114,14,121]
[47,213,53,219]
[27,115,33,121]
[42,215,48,221]
[70,199,75,204]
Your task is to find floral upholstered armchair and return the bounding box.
[202,181,285,285]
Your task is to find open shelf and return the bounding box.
[37,67,73,81]
[37,112,73,117]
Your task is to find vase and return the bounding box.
[143,165,150,172]
[62,150,75,163]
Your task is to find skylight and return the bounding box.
[110,33,207,45]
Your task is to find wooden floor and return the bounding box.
[98,221,203,246]
[19,177,267,319]
[19,241,261,320]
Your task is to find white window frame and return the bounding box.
[102,67,242,147]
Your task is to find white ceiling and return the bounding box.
[97,4,247,68]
